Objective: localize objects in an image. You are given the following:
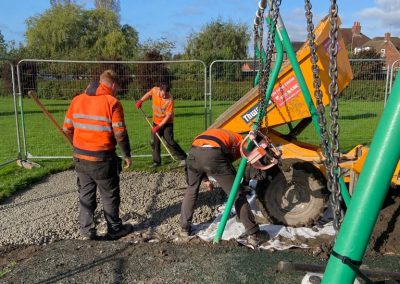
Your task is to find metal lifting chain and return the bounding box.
[304,1,342,230]
[255,0,282,133]
[328,0,344,230]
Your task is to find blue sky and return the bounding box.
[1,0,400,54]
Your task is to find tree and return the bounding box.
[95,0,120,15]
[184,19,250,67]
[50,0,74,6]
[0,30,7,58]
[136,50,171,92]
[139,38,175,60]
[121,24,139,56]
[349,49,385,80]
[25,4,139,60]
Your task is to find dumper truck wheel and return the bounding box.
[256,159,329,227]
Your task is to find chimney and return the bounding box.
[352,21,361,35]
[385,32,391,42]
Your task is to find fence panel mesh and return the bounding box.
[0,60,20,167]
[17,60,206,160]
[209,59,387,152]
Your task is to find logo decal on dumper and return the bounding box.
[241,101,274,124]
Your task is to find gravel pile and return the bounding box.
[0,170,226,246]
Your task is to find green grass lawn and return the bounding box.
[0,95,385,201]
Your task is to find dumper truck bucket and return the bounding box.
[209,16,353,133]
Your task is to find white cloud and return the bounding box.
[358,0,400,34]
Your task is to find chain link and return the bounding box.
[255,0,282,133]
[328,0,344,230]
[304,0,343,231]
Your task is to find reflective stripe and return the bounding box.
[73,122,112,132]
[73,113,111,123]
[112,122,125,128]
[64,118,72,124]
[161,100,172,111]
[152,100,172,113]
[219,129,235,147]
[152,105,163,113]
[153,113,164,118]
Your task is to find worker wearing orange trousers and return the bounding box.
[63,70,132,240]
[180,128,269,244]
[135,83,187,167]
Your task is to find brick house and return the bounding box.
[340,21,371,53]
[242,41,304,74]
[363,32,400,67]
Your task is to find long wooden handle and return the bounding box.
[28,91,73,146]
[138,107,177,161]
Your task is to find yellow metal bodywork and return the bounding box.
[210,16,400,187]
[269,130,400,186]
[210,16,353,132]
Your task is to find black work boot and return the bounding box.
[80,228,97,240]
[246,230,270,246]
[107,224,133,240]
[179,226,192,237]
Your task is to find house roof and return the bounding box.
[370,36,400,50]
[341,28,371,48]
[362,39,385,51]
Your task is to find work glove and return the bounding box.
[135,99,143,109]
[151,125,161,134]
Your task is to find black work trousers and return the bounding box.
[180,147,259,234]
[151,122,187,164]
[75,156,123,235]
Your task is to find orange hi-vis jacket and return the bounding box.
[146,87,174,125]
[192,128,243,161]
[62,82,131,161]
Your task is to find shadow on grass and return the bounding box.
[340,113,377,120]
[36,244,131,284]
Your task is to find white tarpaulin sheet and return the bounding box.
[195,191,336,250]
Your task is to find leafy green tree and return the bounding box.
[349,49,385,80]
[95,0,120,15]
[25,4,138,60]
[0,30,7,58]
[136,50,170,92]
[139,38,175,60]
[184,19,250,67]
[50,0,75,6]
[121,24,139,56]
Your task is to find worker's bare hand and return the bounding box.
[204,180,214,192]
[124,157,132,169]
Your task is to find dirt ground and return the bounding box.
[1,170,400,283]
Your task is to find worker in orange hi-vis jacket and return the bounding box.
[135,83,187,168]
[180,128,270,246]
[63,70,132,241]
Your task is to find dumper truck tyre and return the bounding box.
[256,159,329,227]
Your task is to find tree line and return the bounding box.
[0,1,250,64]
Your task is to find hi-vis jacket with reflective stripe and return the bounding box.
[192,128,243,161]
[62,83,131,161]
[146,87,174,125]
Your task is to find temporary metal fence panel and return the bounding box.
[0,60,20,167]
[16,59,206,160]
[209,58,388,152]
[208,59,260,127]
[389,59,400,96]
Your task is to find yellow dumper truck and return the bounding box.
[210,16,400,227]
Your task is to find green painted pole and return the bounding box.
[276,17,351,206]
[322,73,400,283]
[213,23,284,244]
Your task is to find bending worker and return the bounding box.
[180,128,269,245]
[63,70,132,240]
[135,83,187,167]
